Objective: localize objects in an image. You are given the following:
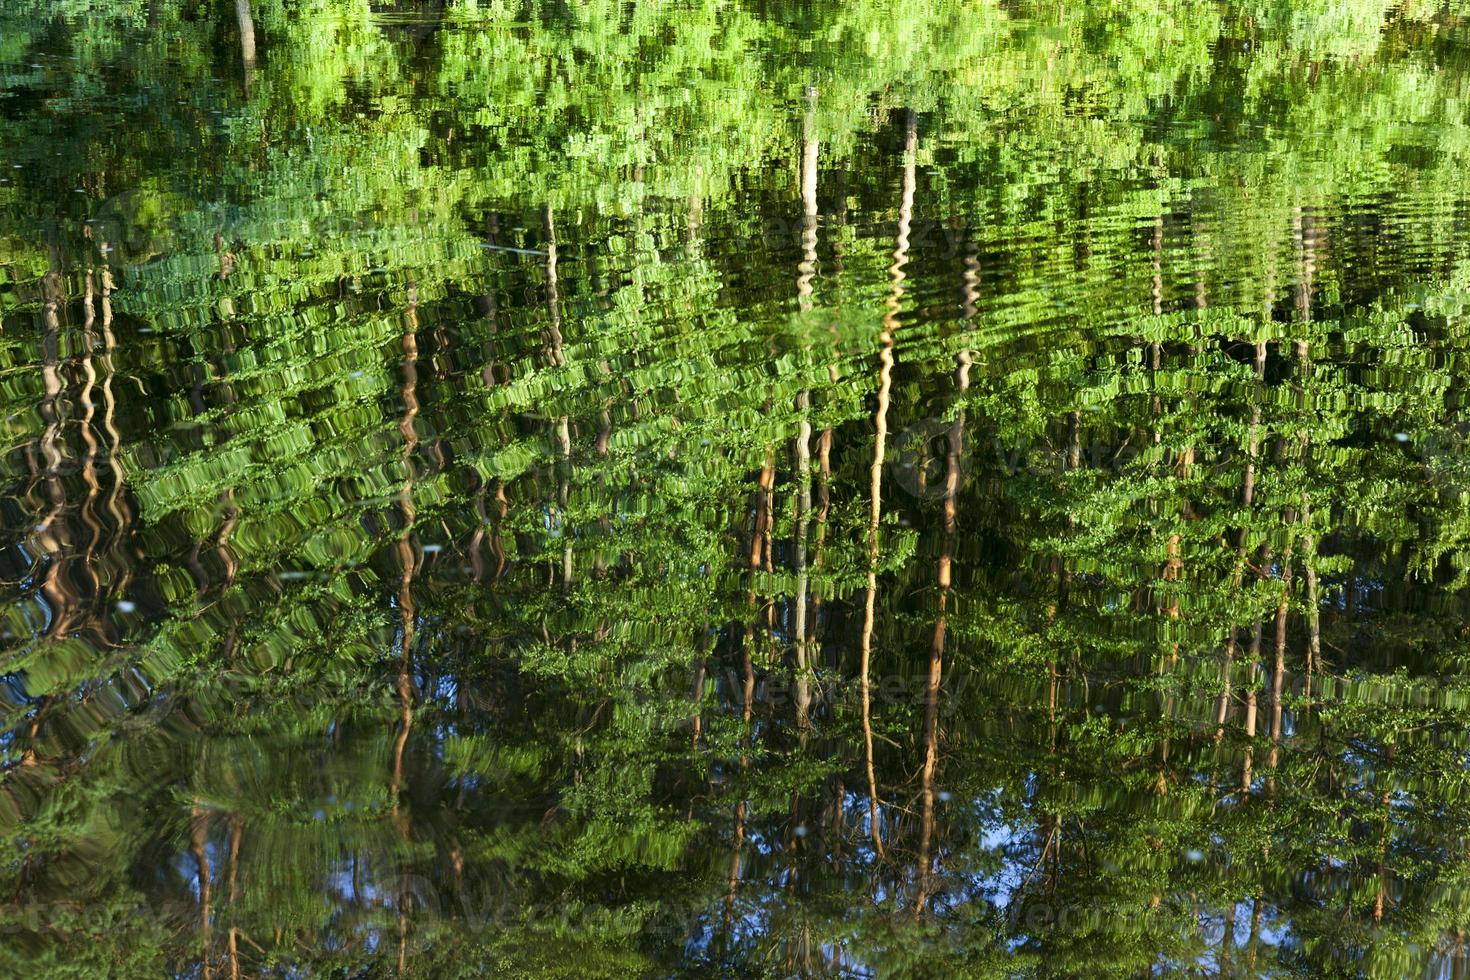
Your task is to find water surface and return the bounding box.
[4,2,1470,976]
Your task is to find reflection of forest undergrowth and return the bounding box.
[3,1,1470,977]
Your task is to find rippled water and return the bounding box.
[6,2,1470,977]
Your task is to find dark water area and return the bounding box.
[5,2,1470,976]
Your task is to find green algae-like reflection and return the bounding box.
[5,1,1470,976]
